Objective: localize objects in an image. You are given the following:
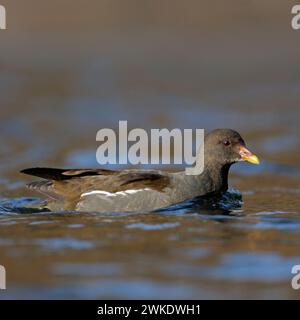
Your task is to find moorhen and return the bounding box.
[21,129,259,212]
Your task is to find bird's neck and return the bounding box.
[184,161,231,195]
[176,161,232,197]
[205,162,231,192]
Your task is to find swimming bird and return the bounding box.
[21,129,259,212]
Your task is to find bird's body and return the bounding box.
[21,129,259,213]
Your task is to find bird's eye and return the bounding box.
[223,140,231,146]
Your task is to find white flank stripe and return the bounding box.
[81,188,151,198]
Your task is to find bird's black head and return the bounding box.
[204,129,259,166]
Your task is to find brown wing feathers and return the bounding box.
[21,167,170,203]
[20,167,114,181]
[118,172,170,191]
